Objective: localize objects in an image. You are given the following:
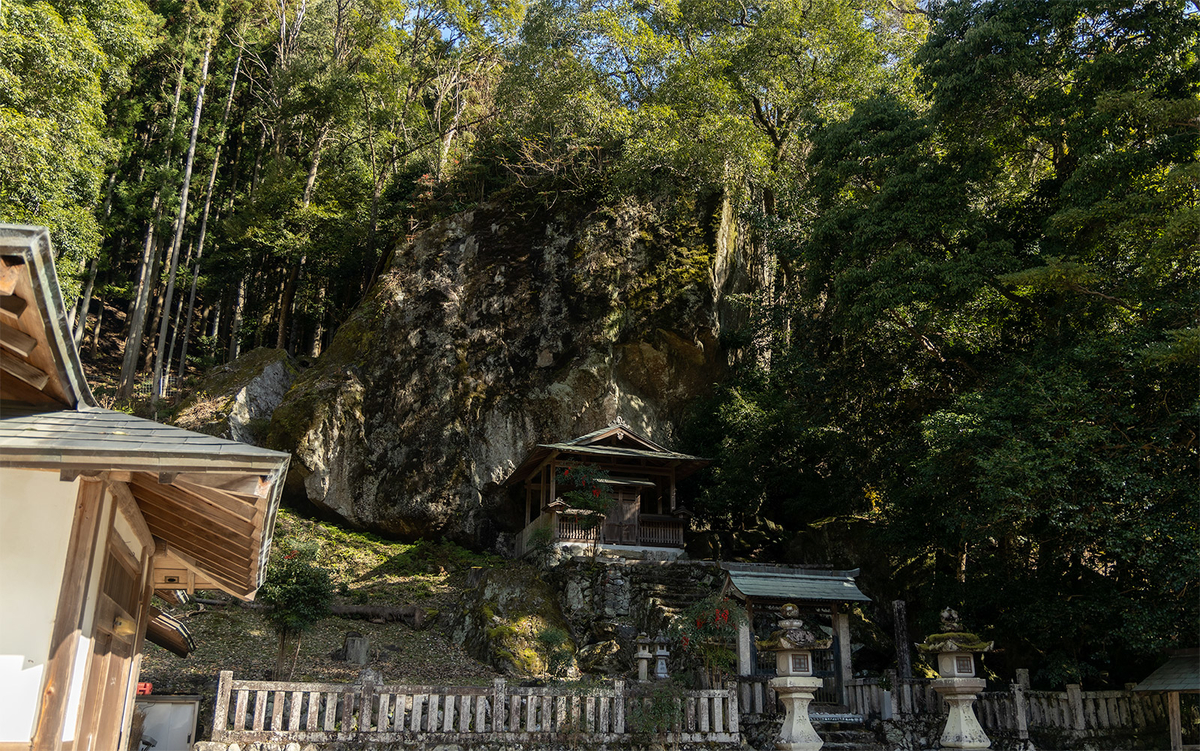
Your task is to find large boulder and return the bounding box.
[267,192,765,542]
[174,347,299,445]
[448,564,575,676]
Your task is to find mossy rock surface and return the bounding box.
[449,564,576,676]
[918,631,993,652]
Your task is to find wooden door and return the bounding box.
[618,491,640,544]
[74,534,147,751]
[602,490,641,544]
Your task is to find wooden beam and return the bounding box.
[2,253,70,406]
[31,478,105,751]
[59,469,102,482]
[0,257,23,296]
[0,293,27,324]
[153,540,251,598]
[1168,691,1182,751]
[130,475,256,537]
[170,472,270,498]
[115,558,154,751]
[92,593,136,643]
[0,321,36,357]
[1,349,49,390]
[0,374,58,405]
[135,491,253,548]
[137,510,253,578]
[134,504,252,576]
[108,481,154,553]
[171,478,257,520]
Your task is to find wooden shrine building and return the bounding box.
[0,226,290,751]
[505,419,709,557]
[721,563,872,709]
[1134,648,1199,751]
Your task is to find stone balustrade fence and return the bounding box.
[211,672,740,745]
[833,673,1170,739]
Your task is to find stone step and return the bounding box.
[821,730,877,743]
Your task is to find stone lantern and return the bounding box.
[654,634,670,680]
[917,609,994,750]
[767,604,831,751]
[636,633,653,682]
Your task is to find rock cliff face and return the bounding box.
[267,193,764,543]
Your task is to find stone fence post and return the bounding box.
[360,671,376,729]
[493,678,507,732]
[614,679,625,734]
[1011,680,1032,750]
[1066,684,1086,732]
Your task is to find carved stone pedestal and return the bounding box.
[770,675,824,751]
[932,677,991,749]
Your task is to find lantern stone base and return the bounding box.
[769,675,824,751]
[932,677,991,749]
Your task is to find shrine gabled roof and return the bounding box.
[502,436,710,486]
[539,442,705,463]
[1134,649,1199,693]
[565,418,672,453]
[721,564,872,604]
[0,225,95,407]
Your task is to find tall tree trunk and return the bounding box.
[117,50,189,399]
[88,298,105,358]
[208,301,221,338]
[164,239,194,379]
[250,126,268,197]
[227,277,245,361]
[118,198,164,397]
[71,169,117,335]
[73,258,98,346]
[179,50,241,377]
[153,40,211,404]
[274,133,325,350]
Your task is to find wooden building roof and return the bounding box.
[1135,649,1200,694]
[721,563,872,604]
[0,225,288,599]
[503,418,710,486]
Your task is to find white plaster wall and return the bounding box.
[0,468,79,743]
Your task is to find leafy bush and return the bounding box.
[670,596,746,688]
[259,540,334,678]
[535,626,575,676]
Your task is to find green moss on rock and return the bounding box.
[449,564,576,677]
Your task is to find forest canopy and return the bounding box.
[1,0,1195,686]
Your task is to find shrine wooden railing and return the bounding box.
[212,673,740,744]
[638,515,685,547]
[515,510,687,556]
[556,509,602,543]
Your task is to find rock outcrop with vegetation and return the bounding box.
[448,564,576,676]
[268,194,761,542]
[173,348,299,445]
